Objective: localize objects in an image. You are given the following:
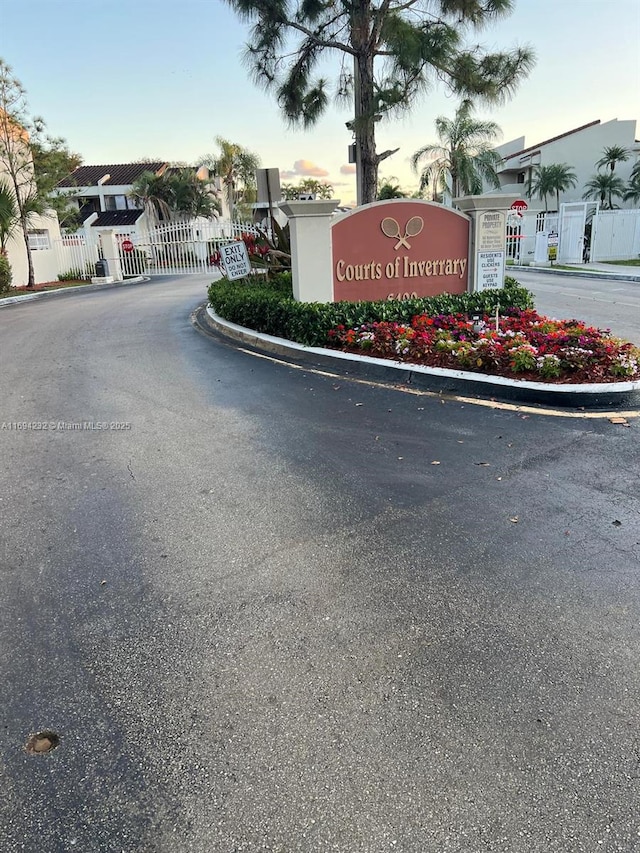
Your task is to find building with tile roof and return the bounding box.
[53,162,221,220]
[53,162,168,218]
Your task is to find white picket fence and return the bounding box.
[54,218,266,278]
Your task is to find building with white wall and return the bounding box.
[0,110,63,288]
[5,210,63,287]
[490,118,639,210]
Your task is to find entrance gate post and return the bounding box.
[455,194,521,291]
[278,199,340,303]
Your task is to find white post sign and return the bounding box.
[476,211,506,290]
[477,251,505,290]
[220,241,251,280]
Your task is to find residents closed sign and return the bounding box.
[220,241,251,280]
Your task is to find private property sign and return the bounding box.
[475,211,506,290]
[331,201,470,301]
[219,241,251,280]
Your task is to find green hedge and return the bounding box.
[207,271,535,347]
[0,255,12,294]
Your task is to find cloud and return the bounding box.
[280,159,330,180]
[340,164,357,175]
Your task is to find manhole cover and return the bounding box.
[25,730,60,755]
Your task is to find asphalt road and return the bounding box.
[512,269,640,345]
[1,277,639,853]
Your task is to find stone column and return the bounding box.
[278,199,340,302]
[98,229,123,281]
[454,194,521,292]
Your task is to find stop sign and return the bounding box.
[510,199,528,212]
[121,239,134,253]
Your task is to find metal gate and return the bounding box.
[125,219,263,276]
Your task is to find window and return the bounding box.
[517,172,525,184]
[105,195,129,211]
[27,230,50,251]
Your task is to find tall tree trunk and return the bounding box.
[355,62,378,204]
[352,3,378,205]
[451,169,459,203]
[353,56,378,204]
[20,217,35,288]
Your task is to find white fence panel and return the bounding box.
[591,209,640,261]
[54,233,100,279]
[55,218,272,279]
[558,203,588,264]
[130,218,265,276]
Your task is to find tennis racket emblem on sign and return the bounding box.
[380,216,424,249]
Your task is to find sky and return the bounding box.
[2,0,639,207]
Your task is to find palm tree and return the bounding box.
[596,145,630,174]
[281,178,334,201]
[204,137,261,220]
[623,160,640,204]
[167,169,220,219]
[546,163,578,211]
[529,165,556,212]
[129,168,219,222]
[0,178,45,270]
[377,178,405,200]
[411,101,502,205]
[0,179,19,254]
[582,173,626,209]
[129,171,173,222]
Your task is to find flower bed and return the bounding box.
[327,309,640,384]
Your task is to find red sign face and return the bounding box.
[510,200,528,212]
[121,239,134,253]
[331,201,470,302]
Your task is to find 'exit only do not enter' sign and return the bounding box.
[220,241,251,280]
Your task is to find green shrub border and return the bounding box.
[207,271,535,348]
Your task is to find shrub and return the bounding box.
[58,268,85,281]
[242,221,291,273]
[0,254,12,293]
[207,273,535,347]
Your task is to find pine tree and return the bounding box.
[223,1,534,204]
